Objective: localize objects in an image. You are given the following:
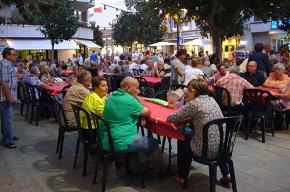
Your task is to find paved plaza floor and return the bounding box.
[0,106,290,192]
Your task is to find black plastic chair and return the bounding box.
[71,104,94,177]
[161,76,171,90]
[17,81,30,116]
[103,74,113,93]
[140,87,155,98]
[213,86,240,117]
[90,112,145,192]
[23,82,33,119]
[243,89,275,143]
[184,116,243,192]
[132,69,140,76]
[171,83,186,90]
[62,84,72,99]
[111,75,124,92]
[135,77,148,89]
[27,84,51,126]
[153,90,168,101]
[54,99,78,159]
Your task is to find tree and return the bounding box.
[112,1,164,50]
[135,0,290,59]
[112,12,140,48]
[37,0,78,62]
[90,22,104,48]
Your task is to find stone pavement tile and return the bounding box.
[235,169,282,192]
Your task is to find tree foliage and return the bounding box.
[37,0,78,62]
[133,0,290,58]
[90,22,104,48]
[112,0,164,48]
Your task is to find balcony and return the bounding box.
[70,0,94,11]
[0,24,93,39]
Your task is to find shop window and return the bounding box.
[225,45,229,52]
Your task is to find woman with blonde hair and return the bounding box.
[263,63,289,89]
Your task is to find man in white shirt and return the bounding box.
[129,58,140,72]
[183,58,204,85]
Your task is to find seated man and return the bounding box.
[63,70,91,127]
[101,77,170,179]
[215,65,253,107]
[26,66,49,88]
[209,64,229,84]
[239,61,266,86]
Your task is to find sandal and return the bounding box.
[220,177,231,185]
[4,143,17,149]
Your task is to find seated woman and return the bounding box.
[16,62,27,81]
[40,65,54,83]
[263,63,289,89]
[208,64,229,84]
[167,79,230,186]
[155,61,166,78]
[81,77,108,140]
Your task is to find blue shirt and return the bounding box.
[90,52,97,62]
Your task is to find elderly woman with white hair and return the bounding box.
[40,65,54,83]
[263,63,289,89]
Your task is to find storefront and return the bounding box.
[222,38,240,60]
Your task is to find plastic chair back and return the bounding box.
[213,85,233,115]
[243,89,272,116]
[200,116,243,165]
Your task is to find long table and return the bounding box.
[141,98,190,141]
[141,76,162,88]
[44,82,70,96]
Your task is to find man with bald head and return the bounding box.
[239,61,266,86]
[101,77,170,179]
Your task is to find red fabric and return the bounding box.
[254,86,280,94]
[45,82,70,96]
[94,7,102,13]
[99,71,106,76]
[142,77,162,88]
[61,70,73,76]
[141,98,189,141]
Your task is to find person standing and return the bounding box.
[90,50,97,63]
[171,49,187,84]
[0,48,18,148]
[248,43,271,76]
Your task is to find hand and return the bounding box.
[140,117,147,127]
[8,96,15,104]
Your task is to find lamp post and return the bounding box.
[174,9,187,51]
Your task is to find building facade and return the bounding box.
[0,0,99,61]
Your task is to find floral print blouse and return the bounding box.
[167,95,224,159]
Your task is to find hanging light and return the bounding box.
[104,5,106,10]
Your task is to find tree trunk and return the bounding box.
[207,20,223,60]
[212,33,222,60]
[51,41,55,63]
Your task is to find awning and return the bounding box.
[6,39,79,50]
[76,39,102,48]
[149,41,176,46]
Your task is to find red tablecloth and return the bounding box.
[141,98,189,141]
[45,82,70,96]
[254,86,280,94]
[62,70,73,76]
[142,77,162,88]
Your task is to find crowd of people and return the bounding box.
[0,42,289,189]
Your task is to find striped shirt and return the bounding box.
[0,59,18,102]
[215,73,254,106]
